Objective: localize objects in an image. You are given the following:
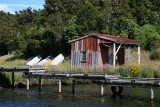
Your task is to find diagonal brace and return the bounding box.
[115,43,122,56]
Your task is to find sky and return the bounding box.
[0,0,44,14]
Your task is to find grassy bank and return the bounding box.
[47,50,160,78]
[47,62,160,78]
[0,51,160,87]
[0,54,26,66]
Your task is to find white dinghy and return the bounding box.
[26,56,42,66]
[36,56,51,65]
[51,54,64,65]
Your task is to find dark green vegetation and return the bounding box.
[118,65,160,78]
[0,0,160,58]
[0,73,11,87]
[150,48,160,60]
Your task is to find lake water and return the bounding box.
[0,84,160,107]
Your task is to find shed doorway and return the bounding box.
[108,47,113,65]
[100,44,108,65]
[100,44,113,65]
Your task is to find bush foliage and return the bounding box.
[154,71,160,78]
[150,48,160,60]
[118,67,130,77]
[142,68,154,78]
[130,64,142,77]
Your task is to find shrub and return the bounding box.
[62,80,72,85]
[118,67,130,77]
[0,73,11,87]
[150,48,160,60]
[154,70,160,78]
[142,68,154,78]
[130,64,142,77]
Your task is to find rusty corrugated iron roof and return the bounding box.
[69,33,142,45]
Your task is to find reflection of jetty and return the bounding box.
[0,67,159,100]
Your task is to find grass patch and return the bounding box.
[0,54,26,66]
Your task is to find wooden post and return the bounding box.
[150,88,154,100]
[101,84,104,96]
[115,43,122,55]
[138,45,141,64]
[113,42,116,68]
[59,79,62,93]
[38,78,42,91]
[72,80,75,94]
[26,78,30,91]
[11,72,15,88]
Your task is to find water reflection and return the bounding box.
[100,97,105,103]
[111,94,123,99]
[0,85,160,107]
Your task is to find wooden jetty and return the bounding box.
[22,72,160,100]
[0,66,45,72]
[0,66,159,100]
[0,66,45,87]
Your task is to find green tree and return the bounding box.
[1,0,160,58]
[64,16,78,41]
[119,18,138,38]
[135,24,160,50]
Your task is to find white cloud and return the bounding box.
[0,4,14,14]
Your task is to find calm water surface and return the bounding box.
[0,84,160,107]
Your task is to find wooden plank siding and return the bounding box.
[70,33,142,68]
[71,36,113,67]
[71,35,126,67]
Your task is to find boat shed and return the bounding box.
[69,33,142,68]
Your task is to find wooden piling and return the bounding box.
[113,42,116,68]
[138,45,141,64]
[72,80,75,94]
[101,84,104,96]
[59,79,62,93]
[11,72,15,88]
[26,78,30,91]
[150,88,154,100]
[38,78,42,91]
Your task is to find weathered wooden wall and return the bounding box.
[71,37,98,67]
[71,36,124,67]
